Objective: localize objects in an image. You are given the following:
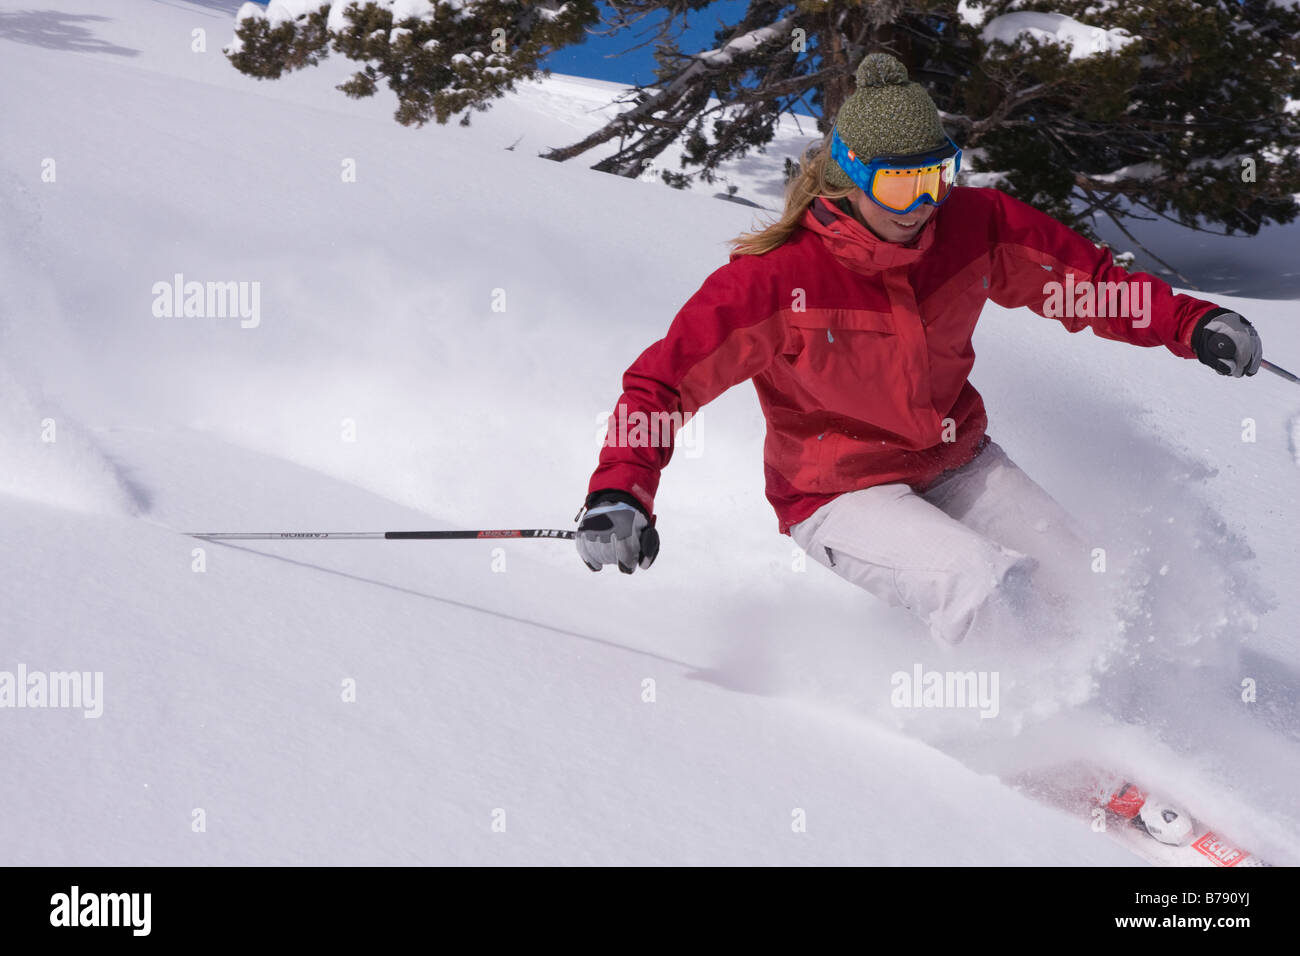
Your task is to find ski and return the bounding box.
[1096,782,1271,867]
[1011,764,1273,867]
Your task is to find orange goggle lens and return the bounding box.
[869,159,958,213]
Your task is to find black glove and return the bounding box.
[1191,309,1262,377]
[575,490,660,574]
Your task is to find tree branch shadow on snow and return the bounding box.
[0,12,139,57]
[203,539,701,672]
[147,0,247,17]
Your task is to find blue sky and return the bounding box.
[540,0,751,87]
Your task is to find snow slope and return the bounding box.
[1,0,1297,865]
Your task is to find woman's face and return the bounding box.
[848,188,936,245]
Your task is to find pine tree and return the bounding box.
[227,1,599,126]
[227,0,1300,242]
[955,0,1300,241]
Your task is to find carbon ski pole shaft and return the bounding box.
[1261,359,1300,385]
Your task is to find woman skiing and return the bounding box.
[575,53,1262,646]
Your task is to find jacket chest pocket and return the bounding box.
[781,307,924,440]
[783,308,901,389]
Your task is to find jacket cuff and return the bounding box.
[584,488,654,522]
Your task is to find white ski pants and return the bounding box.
[789,440,1087,645]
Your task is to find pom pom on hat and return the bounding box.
[856,52,909,88]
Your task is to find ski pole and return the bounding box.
[188,528,575,540]
[1261,359,1300,385]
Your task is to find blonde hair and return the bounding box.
[728,135,856,257]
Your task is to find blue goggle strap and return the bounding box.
[829,128,962,211]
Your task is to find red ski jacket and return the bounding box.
[588,187,1218,534]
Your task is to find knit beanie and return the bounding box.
[824,53,949,191]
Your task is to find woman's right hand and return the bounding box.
[1191,309,1262,377]
[576,492,659,574]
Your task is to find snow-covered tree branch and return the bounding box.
[226,0,1300,238]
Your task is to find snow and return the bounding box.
[982,11,1138,61]
[264,0,325,27]
[0,364,140,516]
[3,0,1300,866]
[1187,154,1247,172]
[956,0,987,29]
[244,0,441,34]
[1086,161,1163,183]
[533,2,570,22]
[962,171,1010,189]
[695,18,794,68]
[327,1,354,32]
[393,0,438,18]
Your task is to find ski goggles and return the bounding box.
[830,128,962,215]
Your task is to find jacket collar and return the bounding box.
[800,196,937,275]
